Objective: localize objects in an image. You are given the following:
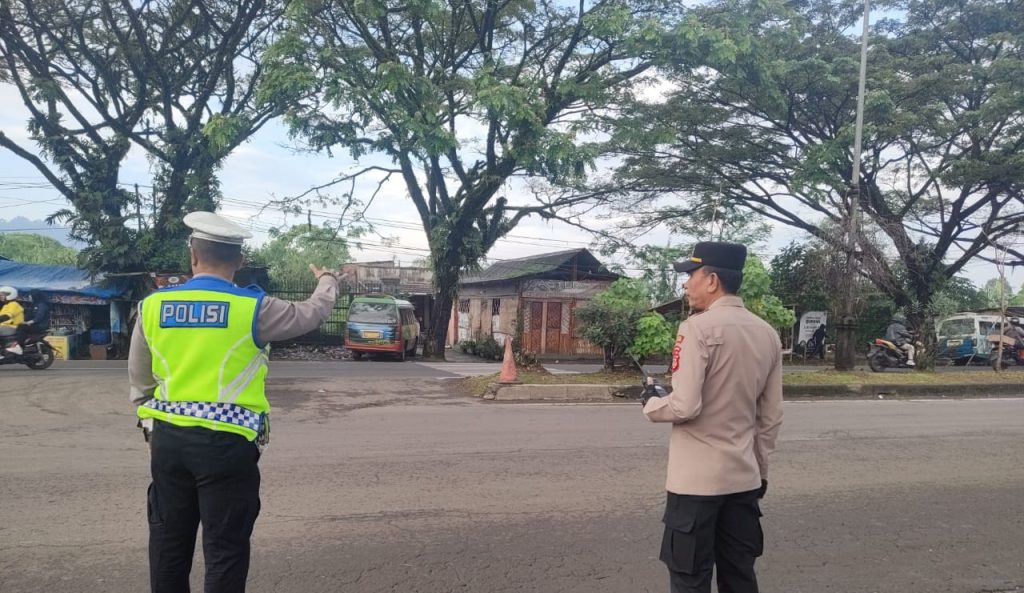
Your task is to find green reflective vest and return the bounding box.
[136,276,269,441]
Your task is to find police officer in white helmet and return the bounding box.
[129,211,344,593]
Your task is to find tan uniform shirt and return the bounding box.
[128,274,339,404]
[644,295,783,496]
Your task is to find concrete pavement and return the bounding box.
[1,371,1023,593]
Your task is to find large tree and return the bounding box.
[249,224,353,286]
[0,0,284,272]
[607,0,1024,368]
[0,233,78,265]
[260,0,716,358]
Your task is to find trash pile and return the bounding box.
[269,344,350,361]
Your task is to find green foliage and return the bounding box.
[474,335,503,361]
[769,242,831,312]
[576,279,649,368]
[0,233,78,265]
[609,0,1024,368]
[0,0,284,273]
[930,277,988,317]
[628,312,676,362]
[980,278,1015,309]
[249,225,353,287]
[629,245,686,306]
[740,257,796,330]
[260,0,707,357]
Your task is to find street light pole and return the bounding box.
[836,0,871,371]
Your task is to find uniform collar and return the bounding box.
[182,274,237,290]
[707,295,746,310]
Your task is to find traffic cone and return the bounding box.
[499,337,520,384]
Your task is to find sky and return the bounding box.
[0,74,1011,293]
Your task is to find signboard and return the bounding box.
[152,274,191,289]
[798,311,828,345]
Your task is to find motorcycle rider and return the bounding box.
[0,286,25,357]
[1004,317,1024,349]
[885,314,915,367]
[15,290,50,346]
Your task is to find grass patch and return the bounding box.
[781,369,1024,386]
[459,366,1024,396]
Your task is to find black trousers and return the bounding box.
[660,489,764,593]
[148,421,261,593]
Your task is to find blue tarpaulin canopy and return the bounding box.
[0,260,130,301]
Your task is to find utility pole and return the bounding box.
[135,184,142,231]
[835,0,871,371]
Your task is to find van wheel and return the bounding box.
[352,351,364,361]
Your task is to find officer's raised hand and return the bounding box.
[309,264,348,283]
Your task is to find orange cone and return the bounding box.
[499,337,520,384]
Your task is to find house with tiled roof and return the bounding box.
[449,249,621,358]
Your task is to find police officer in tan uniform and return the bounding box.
[643,241,783,593]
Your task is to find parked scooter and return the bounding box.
[866,338,919,372]
[0,333,56,370]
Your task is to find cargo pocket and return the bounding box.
[660,522,698,574]
[660,498,705,574]
[146,483,163,527]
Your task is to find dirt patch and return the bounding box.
[459,367,1024,397]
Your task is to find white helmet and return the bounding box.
[0,286,18,300]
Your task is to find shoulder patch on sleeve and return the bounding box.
[671,334,684,373]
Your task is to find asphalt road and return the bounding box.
[1,372,1022,593]
[0,357,998,380]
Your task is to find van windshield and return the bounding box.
[939,318,975,337]
[349,302,398,324]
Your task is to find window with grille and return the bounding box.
[491,298,501,315]
[458,299,470,313]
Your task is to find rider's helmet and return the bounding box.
[1011,317,1021,327]
[0,286,17,300]
[891,313,906,324]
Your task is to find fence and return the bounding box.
[267,281,353,346]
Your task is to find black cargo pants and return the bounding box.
[148,421,261,593]
[660,488,764,593]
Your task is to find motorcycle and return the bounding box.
[987,335,1023,370]
[866,338,918,372]
[0,332,56,370]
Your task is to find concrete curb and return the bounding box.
[491,384,619,401]
[489,382,1024,402]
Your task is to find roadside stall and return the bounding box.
[0,260,131,360]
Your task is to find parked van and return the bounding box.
[345,295,420,361]
[936,313,1003,363]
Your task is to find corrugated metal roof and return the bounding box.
[461,248,620,285]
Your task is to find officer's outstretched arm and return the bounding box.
[257,268,342,343]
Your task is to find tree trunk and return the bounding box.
[908,307,937,371]
[425,290,454,360]
[423,252,461,360]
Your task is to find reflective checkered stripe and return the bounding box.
[143,400,263,436]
